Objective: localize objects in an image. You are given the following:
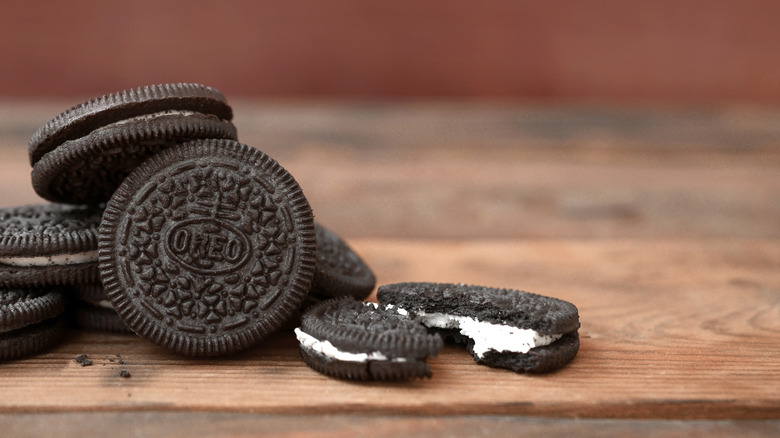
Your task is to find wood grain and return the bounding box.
[1,239,778,419]
[3,102,780,239]
[3,413,779,438]
[1,102,779,434]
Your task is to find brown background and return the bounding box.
[1,0,779,101]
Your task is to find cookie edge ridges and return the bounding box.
[29,83,233,165]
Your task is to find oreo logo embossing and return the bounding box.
[165,218,251,275]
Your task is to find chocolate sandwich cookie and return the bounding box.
[0,204,102,287]
[311,223,376,300]
[1,288,67,360]
[295,297,442,381]
[73,284,133,334]
[30,83,237,204]
[377,282,580,373]
[99,139,316,356]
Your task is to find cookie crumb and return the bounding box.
[75,354,92,366]
[119,370,131,378]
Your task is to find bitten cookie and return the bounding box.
[377,282,580,373]
[1,287,67,360]
[295,297,442,381]
[98,139,316,356]
[0,204,103,287]
[30,83,237,204]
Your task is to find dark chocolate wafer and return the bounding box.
[1,287,67,360]
[296,297,442,381]
[75,304,134,334]
[71,283,133,334]
[0,204,102,287]
[0,317,66,361]
[30,83,237,204]
[99,139,316,356]
[377,282,580,373]
[29,83,233,165]
[311,223,376,300]
[32,112,237,204]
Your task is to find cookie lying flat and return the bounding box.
[377,282,580,373]
[72,283,133,334]
[99,139,316,356]
[310,223,376,300]
[1,287,67,360]
[31,83,237,204]
[0,204,103,287]
[295,297,442,381]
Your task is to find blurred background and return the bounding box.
[1,0,778,102]
[1,0,778,241]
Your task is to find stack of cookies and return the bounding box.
[1,83,378,359]
[1,83,579,380]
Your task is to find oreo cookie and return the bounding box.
[72,284,133,334]
[0,204,102,287]
[30,83,237,204]
[1,287,67,360]
[99,139,316,356]
[311,223,376,300]
[295,297,442,380]
[377,282,580,373]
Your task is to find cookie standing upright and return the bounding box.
[98,139,316,356]
[0,204,103,287]
[310,223,376,300]
[295,297,442,381]
[378,282,580,373]
[30,83,238,205]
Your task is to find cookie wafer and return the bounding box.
[377,282,580,373]
[75,304,133,334]
[295,297,442,381]
[311,223,375,300]
[99,139,316,356]
[30,83,237,205]
[72,283,133,334]
[29,83,232,165]
[0,204,102,287]
[1,288,67,360]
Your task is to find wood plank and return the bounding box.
[2,103,780,239]
[3,413,779,438]
[1,239,778,419]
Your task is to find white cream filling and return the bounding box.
[0,250,98,267]
[396,307,562,358]
[113,110,201,125]
[294,328,407,363]
[95,299,115,310]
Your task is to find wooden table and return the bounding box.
[1,101,778,436]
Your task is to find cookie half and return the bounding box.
[295,297,442,381]
[377,282,580,373]
[0,204,102,287]
[99,139,316,356]
[30,83,237,204]
[311,223,376,300]
[1,287,67,360]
